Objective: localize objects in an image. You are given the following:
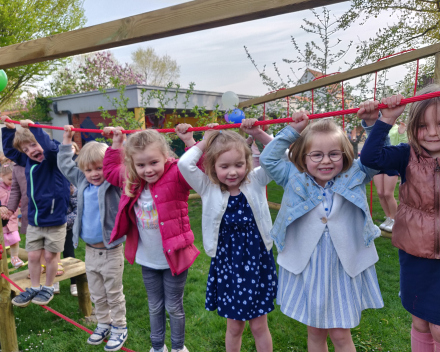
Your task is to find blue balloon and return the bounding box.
[228,109,245,123]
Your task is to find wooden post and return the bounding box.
[76,273,93,317]
[434,52,440,84]
[0,227,19,352]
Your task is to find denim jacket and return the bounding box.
[260,125,381,254]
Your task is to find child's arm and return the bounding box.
[57,125,85,187]
[20,119,60,162]
[358,96,410,175]
[6,167,22,213]
[0,116,27,166]
[175,123,196,148]
[177,128,217,196]
[260,112,309,187]
[102,127,126,188]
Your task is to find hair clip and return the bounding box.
[2,164,9,167]
[219,130,222,134]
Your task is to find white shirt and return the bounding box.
[134,188,169,269]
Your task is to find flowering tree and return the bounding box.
[49,51,144,96]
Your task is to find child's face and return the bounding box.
[305,132,344,188]
[2,172,13,187]
[21,141,44,162]
[132,143,167,184]
[84,162,105,186]
[417,104,440,158]
[214,148,247,192]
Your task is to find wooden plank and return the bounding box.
[0,0,347,69]
[435,52,440,84]
[188,193,201,200]
[239,42,440,108]
[9,257,86,294]
[381,230,392,239]
[268,201,281,210]
[76,274,93,317]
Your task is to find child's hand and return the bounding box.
[289,111,309,133]
[398,121,407,134]
[103,126,125,148]
[204,123,219,140]
[380,94,406,126]
[62,125,75,145]
[20,119,34,129]
[175,123,196,147]
[0,115,16,129]
[240,118,262,136]
[357,100,379,126]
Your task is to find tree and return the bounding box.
[339,0,440,65]
[131,47,180,86]
[49,51,144,96]
[0,0,86,107]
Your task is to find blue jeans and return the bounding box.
[141,266,188,350]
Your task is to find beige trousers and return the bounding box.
[85,244,127,327]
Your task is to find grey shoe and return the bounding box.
[150,346,168,352]
[379,217,390,230]
[383,218,395,233]
[32,286,54,305]
[12,287,39,307]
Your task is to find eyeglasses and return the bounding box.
[306,150,345,163]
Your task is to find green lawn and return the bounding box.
[9,181,410,352]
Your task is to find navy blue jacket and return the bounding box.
[2,126,70,227]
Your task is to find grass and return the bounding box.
[8,180,411,352]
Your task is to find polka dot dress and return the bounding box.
[205,192,277,321]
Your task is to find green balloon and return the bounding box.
[0,70,8,92]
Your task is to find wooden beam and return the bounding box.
[239,42,440,108]
[0,0,347,69]
[434,52,440,84]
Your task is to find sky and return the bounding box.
[80,0,414,97]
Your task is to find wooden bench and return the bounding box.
[8,257,93,317]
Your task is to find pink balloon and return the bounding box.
[224,114,229,123]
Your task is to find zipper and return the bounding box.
[30,164,39,226]
[50,199,55,214]
[435,158,440,259]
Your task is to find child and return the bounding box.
[178,119,277,352]
[58,127,127,352]
[1,117,70,307]
[359,86,440,351]
[259,113,384,351]
[103,125,200,352]
[0,161,23,268]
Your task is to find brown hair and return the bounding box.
[71,141,80,155]
[0,158,14,176]
[406,84,440,154]
[76,141,108,171]
[203,130,253,192]
[12,129,38,153]
[124,129,172,197]
[289,118,354,173]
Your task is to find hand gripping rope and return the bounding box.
[3,91,440,134]
[0,273,137,352]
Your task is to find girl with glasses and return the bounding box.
[260,113,384,352]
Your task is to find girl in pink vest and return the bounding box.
[359,85,440,352]
[0,162,23,268]
[103,126,200,352]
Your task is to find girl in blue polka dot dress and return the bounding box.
[178,119,278,352]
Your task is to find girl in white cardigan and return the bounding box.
[178,119,276,352]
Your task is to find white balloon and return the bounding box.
[222,91,239,110]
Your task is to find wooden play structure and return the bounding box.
[1,0,440,351]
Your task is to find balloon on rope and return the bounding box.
[228,108,245,123]
[0,70,8,92]
[222,91,239,110]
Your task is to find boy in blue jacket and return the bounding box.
[1,117,70,307]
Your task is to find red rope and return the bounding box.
[1,273,136,352]
[4,90,440,134]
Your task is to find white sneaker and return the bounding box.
[87,323,111,345]
[104,326,128,351]
[172,347,189,352]
[383,218,395,233]
[53,282,60,294]
[70,284,78,296]
[150,346,169,352]
[379,217,390,230]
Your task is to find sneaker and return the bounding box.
[70,284,78,296]
[172,347,189,352]
[32,286,54,305]
[53,282,60,294]
[104,326,128,351]
[11,256,24,268]
[383,218,395,233]
[379,217,390,230]
[87,323,111,345]
[12,287,39,307]
[150,346,168,352]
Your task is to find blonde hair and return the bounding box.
[406,84,440,155]
[0,158,14,176]
[289,119,354,173]
[124,129,171,197]
[13,129,38,153]
[76,141,108,171]
[203,130,253,192]
[71,141,80,155]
